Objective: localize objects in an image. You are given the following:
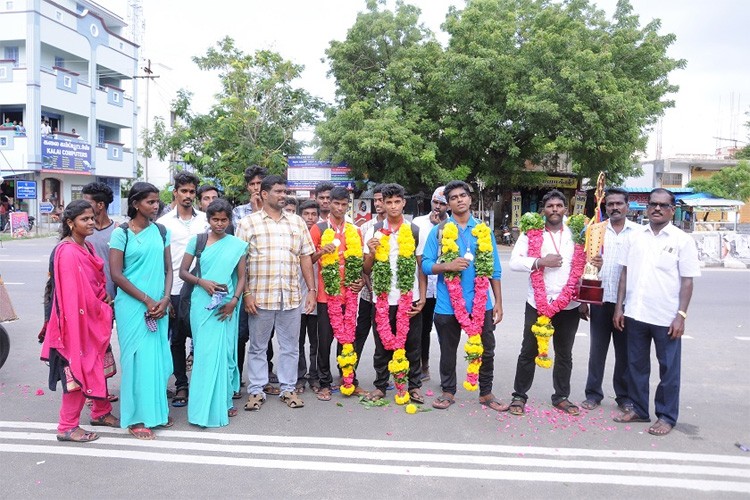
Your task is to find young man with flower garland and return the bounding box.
[612,188,700,436]
[363,183,427,404]
[508,189,586,416]
[309,187,366,401]
[411,186,449,382]
[237,175,317,411]
[353,185,386,377]
[421,180,505,411]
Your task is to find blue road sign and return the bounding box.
[15,180,37,200]
[39,201,54,214]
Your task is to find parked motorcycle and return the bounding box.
[501,214,515,246]
[0,323,8,370]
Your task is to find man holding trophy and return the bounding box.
[578,187,638,411]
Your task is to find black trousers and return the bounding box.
[354,297,372,368]
[316,302,361,389]
[168,294,189,390]
[434,310,496,397]
[297,313,319,383]
[371,304,422,392]
[420,297,436,366]
[512,303,580,405]
[585,302,630,406]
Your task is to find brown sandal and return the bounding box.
[128,425,155,440]
[280,391,305,408]
[90,412,120,427]
[554,399,581,416]
[367,389,386,402]
[508,397,525,416]
[244,393,265,411]
[648,419,673,436]
[57,427,99,443]
[409,389,425,404]
[431,393,455,410]
[316,388,332,402]
[479,395,510,412]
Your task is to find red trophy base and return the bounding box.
[577,279,604,305]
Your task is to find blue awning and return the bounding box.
[629,201,646,210]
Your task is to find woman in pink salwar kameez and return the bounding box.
[41,200,119,442]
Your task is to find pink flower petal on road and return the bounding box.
[35,389,44,396]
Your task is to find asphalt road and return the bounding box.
[1,236,749,498]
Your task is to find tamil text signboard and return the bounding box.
[15,180,37,200]
[41,137,92,174]
[287,155,354,191]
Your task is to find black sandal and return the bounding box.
[509,397,525,416]
[171,388,188,407]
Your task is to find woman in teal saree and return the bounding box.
[180,199,247,428]
[110,182,173,440]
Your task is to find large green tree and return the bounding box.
[318,0,684,190]
[687,161,750,201]
[316,0,463,191]
[144,37,322,200]
[440,0,683,186]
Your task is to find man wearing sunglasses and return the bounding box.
[613,188,700,436]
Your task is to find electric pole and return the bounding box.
[134,59,159,183]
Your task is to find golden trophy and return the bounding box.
[577,173,606,304]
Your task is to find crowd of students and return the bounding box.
[41,166,698,441]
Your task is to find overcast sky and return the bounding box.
[100,0,749,185]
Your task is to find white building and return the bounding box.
[0,0,138,217]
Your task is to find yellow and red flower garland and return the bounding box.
[439,221,494,392]
[372,222,417,405]
[519,212,586,368]
[320,224,363,396]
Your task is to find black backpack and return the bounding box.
[177,233,209,330]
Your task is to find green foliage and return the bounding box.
[317,1,455,191]
[344,256,364,286]
[372,260,392,296]
[396,255,416,292]
[322,263,341,296]
[319,0,682,190]
[519,212,545,232]
[566,214,587,244]
[144,38,323,201]
[440,0,683,186]
[687,161,750,201]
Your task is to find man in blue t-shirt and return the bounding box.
[421,180,506,411]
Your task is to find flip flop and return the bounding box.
[509,397,525,416]
[432,394,455,410]
[228,407,238,417]
[409,389,425,404]
[263,384,281,395]
[479,396,509,412]
[128,425,155,440]
[316,388,332,402]
[648,419,673,436]
[171,388,188,408]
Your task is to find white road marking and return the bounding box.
[1,443,749,493]
[735,337,750,341]
[682,335,694,339]
[2,421,750,465]
[1,282,24,285]
[0,431,747,479]
[576,332,588,337]
[0,259,42,263]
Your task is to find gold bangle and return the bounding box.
[242,291,252,297]
[677,310,687,319]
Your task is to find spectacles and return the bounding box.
[647,202,673,210]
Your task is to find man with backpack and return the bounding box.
[156,172,207,408]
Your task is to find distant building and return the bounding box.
[0,0,138,215]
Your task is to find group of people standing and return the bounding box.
[40,165,699,442]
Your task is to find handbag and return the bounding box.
[178,233,209,330]
[0,275,18,322]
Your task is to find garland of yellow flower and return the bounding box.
[440,221,494,392]
[321,224,363,396]
[372,223,417,405]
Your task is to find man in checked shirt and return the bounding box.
[236,175,317,411]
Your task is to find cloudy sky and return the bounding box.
[100,0,749,186]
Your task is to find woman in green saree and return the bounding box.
[180,199,247,428]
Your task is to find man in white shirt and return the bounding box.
[613,188,700,436]
[579,187,638,412]
[157,172,207,407]
[411,186,448,381]
[508,190,582,416]
[363,183,427,403]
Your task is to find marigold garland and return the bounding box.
[522,213,587,368]
[321,224,363,396]
[439,220,493,392]
[372,222,417,404]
